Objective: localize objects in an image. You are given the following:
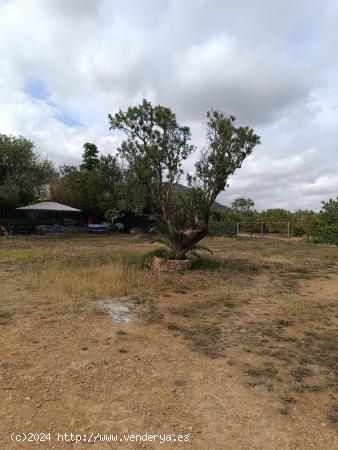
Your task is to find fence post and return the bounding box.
[287,222,290,240]
[261,222,264,237]
[236,221,239,236]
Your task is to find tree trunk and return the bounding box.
[174,248,187,260]
[174,229,207,260]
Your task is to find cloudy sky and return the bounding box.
[1,0,337,210]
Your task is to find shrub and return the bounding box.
[310,225,338,246]
[208,219,236,237]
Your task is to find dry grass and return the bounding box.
[0,248,49,262]
[278,296,317,320]
[25,262,161,308]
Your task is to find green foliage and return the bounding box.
[0,134,56,215]
[310,225,338,246]
[208,219,236,237]
[291,210,317,237]
[109,100,260,259]
[109,99,194,216]
[80,143,99,171]
[320,197,338,225]
[150,216,212,260]
[306,198,338,245]
[192,112,260,208]
[190,256,222,271]
[231,197,255,214]
[260,209,292,233]
[52,151,122,219]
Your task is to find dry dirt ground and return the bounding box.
[0,235,337,450]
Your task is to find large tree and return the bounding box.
[231,197,255,215]
[0,134,55,215]
[52,148,122,219]
[320,197,338,225]
[80,142,100,172]
[109,100,260,259]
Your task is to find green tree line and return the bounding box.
[1,100,337,250]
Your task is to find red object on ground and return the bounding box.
[88,214,94,225]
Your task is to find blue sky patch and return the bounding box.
[24,77,82,128]
[55,110,82,128]
[24,78,50,100]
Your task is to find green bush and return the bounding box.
[310,225,338,246]
[208,219,236,237]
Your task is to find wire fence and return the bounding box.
[236,221,291,239]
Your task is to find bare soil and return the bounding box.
[0,235,337,449]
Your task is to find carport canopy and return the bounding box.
[17,202,81,212]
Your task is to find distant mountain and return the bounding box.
[173,184,228,211]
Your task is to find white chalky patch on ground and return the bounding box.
[97,296,140,323]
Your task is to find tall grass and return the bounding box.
[26,262,161,306]
[278,296,316,320]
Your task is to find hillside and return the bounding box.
[174,183,228,211]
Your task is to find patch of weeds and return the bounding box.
[303,384,327,392]
[169,305,192,317]
[279,335,298,343]
[174,324,225,358]
[291,385,305,393]
[304,331,316,337]
[44,319,57,325]
[116,330,129,337]
[190,256,222,271]
[305,332,338,373]
[328,404,338,423]
[174,285,189,294]
[280,406,290,415]
[223,299,235,308]
[0,309,13,325]
[291,366,312,382]
[118,347,129,353]
[139,299,163,324]
[262,328,277,338]
[299,356,314,365]
[267,349,293,363]
[167,322,186,332]
[244,363,278,391]
[103,337,111,346]
[281,395,297,404]
[133,295,150,305]
[276,319,294,327]
[247,365,278,378]
[174,379,186,387]
[248,377,267,387]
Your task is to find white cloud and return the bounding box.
[0,0,337,210]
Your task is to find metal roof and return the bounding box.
[17,202,81,212]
